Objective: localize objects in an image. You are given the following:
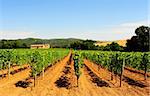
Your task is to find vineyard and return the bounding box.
[81,51,150,83]
[0,49,149,96]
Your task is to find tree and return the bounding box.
[126,26,150,52]
[70,40,97,50]
[22,43,28,48]
[104,42,124,51]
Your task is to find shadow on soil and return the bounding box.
[15,80,31,88]
[63,66,71,74]
[125,68,150,77]
[10,67,28,75]
[0,73,7,78]
[0,67,28,79]
[55,56,72,89]
[55,76,70,89]
[123,76,148,88]
[85,65,110,87]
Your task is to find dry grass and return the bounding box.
[95,40,127,47]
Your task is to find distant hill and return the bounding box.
[95,40,127,47]
[0,38,127,48]
[0,38,83,48]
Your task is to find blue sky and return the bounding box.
[0,0,149,40]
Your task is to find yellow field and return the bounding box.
[95,40,127,47]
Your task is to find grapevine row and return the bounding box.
[0,49,69,79]
[80,51,150,73]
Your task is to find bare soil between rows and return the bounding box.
[0,65,29,79]
[84,59,150,96]
[0,53,149,96]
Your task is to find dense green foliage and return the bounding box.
[70,40,125,51]
[73,52,83,76]
[0,26,149,52]
[0,38,83,49]
[0,38,124,51]
[73,53,80,76]
[126,26,150,52]
[72,51,83,86]
[80,51,150,74]
[103,42,124,51]
[70,40,97,50]
[0,49,69,77]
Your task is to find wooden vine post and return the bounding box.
[34,72,37,87]
[110,55,115,81]
[98,65,100,71]
[110,58,114,80]
[144,54,147,80]
[8,62,10,79]
[120,58,125,87]
[42,56,45,79]
[42,67,44,79]
[144,65,147,80]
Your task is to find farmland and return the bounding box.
[95,40,127,47]
[1,0,149,95]
[0,49,149,96]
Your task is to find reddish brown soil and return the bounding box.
[124,67,150,85]
[0,67,30,95]
[0,54,149,96]
[84,59,150,96]
[125,67,150,77]
[0,64,29,78]
[0,52,72,96]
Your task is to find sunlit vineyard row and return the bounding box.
[76,51,150,75]
[0,49,69,77]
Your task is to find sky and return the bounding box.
[0,0,149,40]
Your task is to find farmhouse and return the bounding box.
[30,44,50,49]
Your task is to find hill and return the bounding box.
[0,38,83,48]
[0,38,126,48]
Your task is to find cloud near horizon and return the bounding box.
[0,20,149,41]
[0,31,38,40]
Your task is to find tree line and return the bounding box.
[0,25,149,52]
[0,40,28,49]
[70,26,149,52]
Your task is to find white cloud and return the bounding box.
[0,31,38,39]
[0,20,148,40]
[69,20,148,40]
[99,20,149,40]
[120,20,149,27]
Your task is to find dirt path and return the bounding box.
[10,52,72,96]
[124,68,150,82]
[51,61,145,96]
[0,64,29,78]
[48,53,100,96]
[84,59,149,96]
[0,67,30,96]
[84,59,115,87]
[0,53,149,96]
[124,68,150,85]
[82,66,120,96]
[77,68,102,96]
[49,58,105,96]
[125,67,150,77]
